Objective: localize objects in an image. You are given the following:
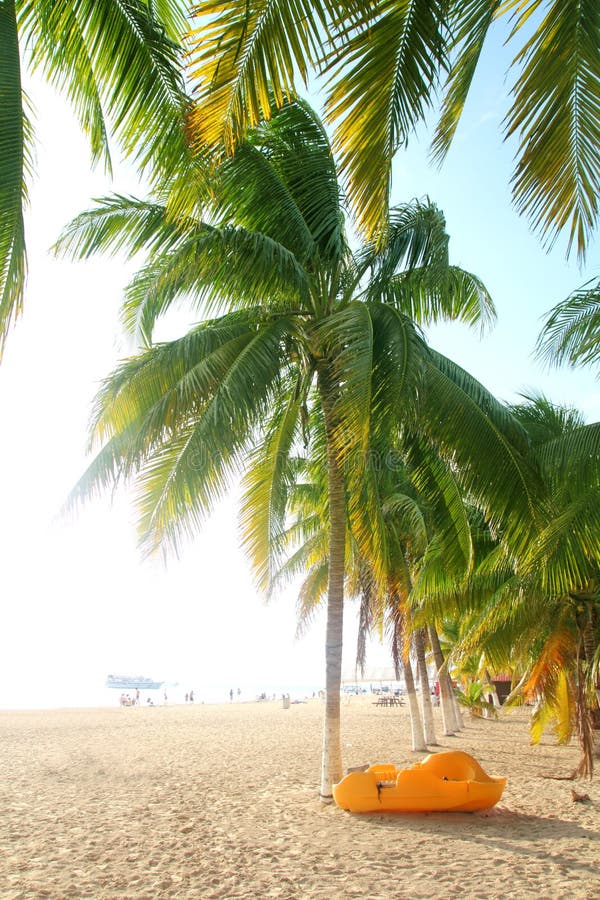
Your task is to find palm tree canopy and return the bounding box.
[424,393,600,776]
[187,0,600,256]
[55,98,546,583]
[0,0,190,357]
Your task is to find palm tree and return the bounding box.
[0,0,190,356]
[187,0,600,256]
[282,433,470,748]
[57,99,542,797]
[427,394,600,776]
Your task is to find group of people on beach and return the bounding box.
[119,689,141,707]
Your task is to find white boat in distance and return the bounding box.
[105,675,164,690]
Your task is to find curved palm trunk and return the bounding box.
[451,687,464,729]
[573,603,599,777]
[584,608,600,762]
[428,624,459,735]
[414,627,437,745]
[403,652,427,752]
[319,374,346,799]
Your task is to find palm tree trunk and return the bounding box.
[428,624,459,735]
[451,688,465,729]
[319,372,346,799]
[414,627,437,745]
[403,653,427,751]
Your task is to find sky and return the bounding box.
[0,31,598,709]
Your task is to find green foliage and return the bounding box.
[188,0,600,256]
[536,277,600,373]
[455,680,497,718]
[1,0,190,355]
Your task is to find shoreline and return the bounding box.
[1,697,598,898]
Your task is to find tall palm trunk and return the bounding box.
[319,371,346,799]
[403,652,427,752]
[428,624,460,735]
[583,607,600,760]
[390,593,426,751]
[414,627,437,745]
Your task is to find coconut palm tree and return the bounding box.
[187,0,600,256]
[0,0,190,355]
[57,99,543,797]
[422,394,600,776]
[281,432,471,748]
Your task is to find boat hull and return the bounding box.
[332,750,506,813]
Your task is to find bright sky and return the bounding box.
[0,34,598,708]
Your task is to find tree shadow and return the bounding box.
[353,807,598,877]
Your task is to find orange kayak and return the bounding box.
[332,750,506,813]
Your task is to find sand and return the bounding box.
[1,696,598,899]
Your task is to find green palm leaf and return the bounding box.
[0,0,28,358]
[535,277,600,371]
[432,0,502,163]
[503,0,600,258]
[325,0,448,238]
[240,379,307,592]
[187,0,335,153]
[1,0,190,353]
[422,350,543,558]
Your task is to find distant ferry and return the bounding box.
[105,674,163,690]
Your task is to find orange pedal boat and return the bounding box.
[332,750,506,813]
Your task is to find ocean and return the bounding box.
[0,678,326,711]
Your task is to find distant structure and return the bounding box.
[105,675,163,690]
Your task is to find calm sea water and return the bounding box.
[0,679,326,711]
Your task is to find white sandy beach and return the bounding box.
[1,696,598,899]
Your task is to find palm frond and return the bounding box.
[187,0,332,153]
[53,194,188,260]
[131,318,294,553]
[240,378,307,592]
[535,277,600,371]
[523,491,600,597]
[359,200,495,331]
[387,265,495,332]
[68,314,293,553]
[325,0,448,239]
[295,560,330,637]
[503,0,600,258]
[120,225,311,342]
[0,0,28,357]
[405,435,474,574]
[359,199,451,281]
[536,421,600,498]
[422,350,544,558]
[213,99,347,266]
[432,0,502,163]
[19,0,189,176]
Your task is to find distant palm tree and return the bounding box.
[57,99,541,796]
[279,432,471,748]
[187,0,600,256]
[0,0,190,355]
[431,395,600,776]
